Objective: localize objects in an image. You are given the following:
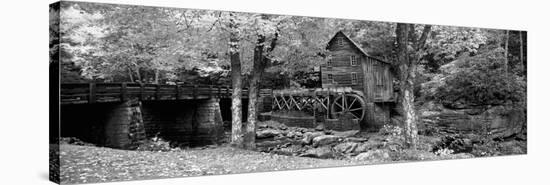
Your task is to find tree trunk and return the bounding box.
[244,35,266,150]
[127,67,134,83]
[154,69,159,84]
[519,31,524,74]
[229,14,244,148]
[504,30,509,74]
[395,23,430,150]
[135,66,142,83]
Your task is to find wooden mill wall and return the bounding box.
[363,57,393,102]
[322,35,364,91]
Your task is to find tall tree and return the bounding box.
[504,30,510,74]
[395,23,432,149]
[244,29,280,149]
[519,31,524,74]
[228,13,244,148]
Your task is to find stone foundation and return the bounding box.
[104,99,146,149]
[270,111,361,131]
[271,111,316,128]
[324,118,360,131]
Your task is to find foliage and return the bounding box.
[431,135,473,154]
[379,125,403,137]
[434,48,526,108]
[136,136,181,152]
[421,26,487,72]
[59,137,95,146]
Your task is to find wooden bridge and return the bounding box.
[60,82,272,104]
[55,82,273,149]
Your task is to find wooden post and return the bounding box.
[193,85,198,99]
[155,84,161,100]
[120,83,127,102]
[209,85,214,99]
[225,85,229,98]
[175,85,180,100]
[139,83,145,101]
[88,83,96,103]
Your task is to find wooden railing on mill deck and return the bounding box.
[60,83,272,104]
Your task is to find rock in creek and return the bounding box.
[301,132,325,145]
[333,142,359,154]
[256,128,283,139]
[354,149,392,162]
[299,146,335,159]
[312,135,343,147]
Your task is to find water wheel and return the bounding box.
[330,93,366,120]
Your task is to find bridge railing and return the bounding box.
[60,83,272,104]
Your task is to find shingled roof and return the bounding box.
[327,31,390,64]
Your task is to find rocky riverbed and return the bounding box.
[253,120,517,162]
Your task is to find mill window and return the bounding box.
[351,73,358,84]
[350,55,358,66]
[337,37,344,46]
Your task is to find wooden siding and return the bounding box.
[322,35,364,91]
[372,58,393,101]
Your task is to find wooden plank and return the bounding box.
[88,83,96,103]
[139,83,145,101]
[155,84,161,100]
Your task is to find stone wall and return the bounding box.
[271,111,317,128]
[371,103,391,130]
[324,118,360,131]
[104,99,146,149]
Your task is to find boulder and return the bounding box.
[354,149,392,162]
[345,137,368,143]
[256,128,283,139]
[333,142,359,154]
[353,141,386,153]
[256,137,294,148]
[332,130,359,138]
[271,145,306,156]
[286,131,303,139]
[299,146,335,159]
[312,135,343,147]
[420,105,526,139]
[301,132,325,145]
[314,123,326,131]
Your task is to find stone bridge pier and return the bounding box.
[59,98,224,149]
